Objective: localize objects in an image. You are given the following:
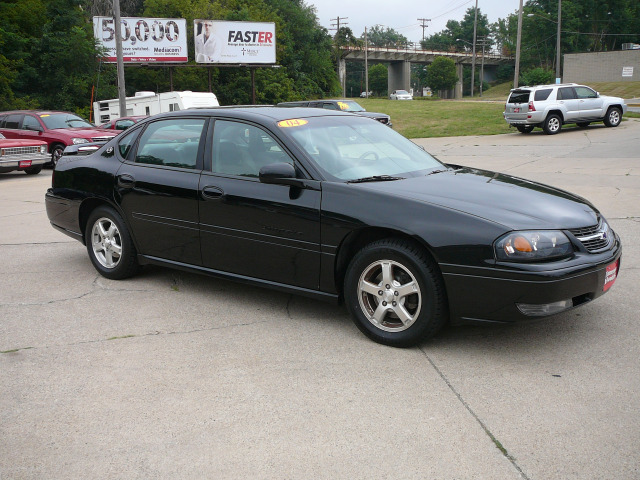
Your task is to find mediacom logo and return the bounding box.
[227,31,274,43]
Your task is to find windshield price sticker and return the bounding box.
[603,259,619,292]
[277,119,308,128]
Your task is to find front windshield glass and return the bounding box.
[39,113,93,129]
[279,116,443,181]
[396,90,409,95]
[336,101,365,112]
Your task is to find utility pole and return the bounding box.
[470,0,478,97]
[113,0,126,117]
[556,0,562,82]
[330,16,348,98]
[417,18,431,42]
[514,0,523,87]
[329,16,348,38]
[365,27,369,98]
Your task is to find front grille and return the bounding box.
[1,146,41,155]
[91,136,113,142]
[569,218,612,252]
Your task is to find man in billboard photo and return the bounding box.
[195,20,220,62]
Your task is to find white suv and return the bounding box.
[504,83,627,135]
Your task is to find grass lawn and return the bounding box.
[356,98,512,138]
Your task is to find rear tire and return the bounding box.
[543,114,562,135]
[603,107,622,127]
[85,206,140,280]
[516,125,534,134]
[344,238,447,347]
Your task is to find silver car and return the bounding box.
[503,83,627,135]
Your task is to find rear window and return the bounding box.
[508,90,530,104]
[534,89,552,101]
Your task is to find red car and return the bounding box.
[0,133,48,175]
[0,110,119,166]
[98,116,147,131]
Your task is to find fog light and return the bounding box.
[516,300,572,316]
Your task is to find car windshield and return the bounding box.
[396,90,409,95]
[39,113,93,129]
[336,101,365,112]
[279,116,443,181]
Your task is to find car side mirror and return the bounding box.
[259,162,305,188]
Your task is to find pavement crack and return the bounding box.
[419,347,531,480]
[0,320,270,354]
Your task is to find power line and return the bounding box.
[330,16,349,36]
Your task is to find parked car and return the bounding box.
[98,116,147,131]
[360,91,373,98]
[504,83,627,135]
[0,110,119,166]
[277,100,391,126]
[0,133,48,175]
[45,107,621,347]
[390,90,413,100]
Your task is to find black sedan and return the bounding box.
[45,108,621,347]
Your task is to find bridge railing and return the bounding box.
[337,44,513,61]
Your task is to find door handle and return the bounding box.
[117,174,135,188]
[202,185,224,200]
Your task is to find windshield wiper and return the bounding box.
[426,169,449,176]
[347,175,405,183]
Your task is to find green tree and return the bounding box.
[421,7,492,52]
[426,56,458,91]
[362,25,409,48]
[368,63,388,95]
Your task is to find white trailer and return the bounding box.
[94,91,219,124]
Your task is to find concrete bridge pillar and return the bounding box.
[388,60,411,93]
[456,63,464,99]
[338,58,346,98]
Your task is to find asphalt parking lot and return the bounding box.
[1,119,639,479]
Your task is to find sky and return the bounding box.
[309,0,521,44]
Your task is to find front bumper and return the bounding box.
[442,238,622,325]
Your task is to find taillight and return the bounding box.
[528,101,536,112]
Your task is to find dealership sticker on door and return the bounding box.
[603,259,619,292]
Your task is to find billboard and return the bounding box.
[194,20,276,64]
[94,17,188,63]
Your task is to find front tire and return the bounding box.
[603,107,622,127]
[24,165,42,175]
[85,206,140,280]
[50,145,64,167]
[344,239,447,347]
[543,114,562,135]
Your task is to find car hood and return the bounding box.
[0,139,47,147]
[360,167,600,230]
[355,111,390,119]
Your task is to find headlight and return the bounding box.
[72,138,89,145]
[495,230,573,262]
[40,145,47,154]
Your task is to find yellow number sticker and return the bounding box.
[337,102,349,110]
[277,119,309,128]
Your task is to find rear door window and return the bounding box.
[135,118,206,169]
[4,114,23,129]
[558,87,576,100]
[534,89,552,101]
[508,90,530,104]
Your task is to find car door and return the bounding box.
[115,117,207,265]
[198,119,321,289]
[556,87,581,121]
[16,114,45,141]
[574,86,603,120]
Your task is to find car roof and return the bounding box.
[158,106,354,122]
[0,110,81,116]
